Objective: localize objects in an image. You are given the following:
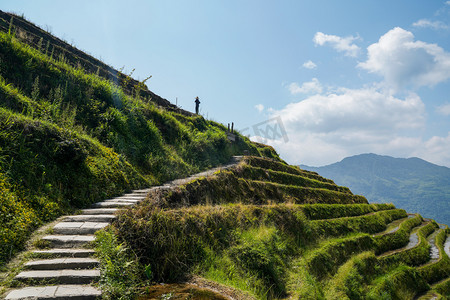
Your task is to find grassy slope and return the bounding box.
[117,157,450,299]
[0,28,277,266]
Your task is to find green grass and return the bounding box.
[94,226,144,300]
[366,265,429,300]
[380,221,438,268]
[310,209,407,239]
[0,29,277,266]
[434,277,450,297]
[302,203,396,220]
[304,234,375,281]
[199,225,290,299]
[116,204,308,282]
[116,203,309,298]
[374,214,423,255]
[2,15,450,300]
[114,157,447,299]
[143,170,367,211]
[419,227,450,284]
[324,251,381,300]
[233,164,351,193]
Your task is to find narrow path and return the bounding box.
[427,229,441,264]
[445,233,450,259]
[3,157,242,300]
[378,221,428,258]
[374,214,415,236]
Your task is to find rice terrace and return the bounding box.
[0,5,450,300]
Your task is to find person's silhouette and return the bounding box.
[195,97,200,114]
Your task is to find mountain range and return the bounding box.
[301,153,450,225]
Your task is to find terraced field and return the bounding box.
[117,156,450,299]
[2,8,448,300]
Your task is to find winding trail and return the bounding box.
[445,234,450,259]
[374,214,415,236]
[427,229,441,264]
[378,221,427,258]
[3,157,242,300]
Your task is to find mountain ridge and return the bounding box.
[301,153,450,225]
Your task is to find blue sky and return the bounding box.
[3,1,450,167]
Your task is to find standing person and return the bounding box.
[195,96,200,114]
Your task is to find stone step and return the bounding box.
[131,188,151,194]
[14,269,100,285]
[122,193,147,198]
[25,258,99,270]
[32,249,95,258]
[63,214,116,222]
[114,195,145,199]
[5,285,101,300]
[53,222,109,235]
[104,198,140,203]
[42,235,95,248]
[81,208,118,215]
[91,201,135,208]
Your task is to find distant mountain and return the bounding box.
[301,153,450,225]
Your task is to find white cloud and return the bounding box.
[437,103,450,115]
[313,32,360,57]
[359,27,450,89]
[302,60,317,69]
[255,104,264,113]
[259,86,429,166]
[288,78,323,95]
[413,19,449,30]
[278,87,424,133]
[446,1,450,5]
[411,132,450,167]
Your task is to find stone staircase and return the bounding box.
[3,157,243,299]
[4,189,150,300]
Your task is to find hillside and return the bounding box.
[116,156,450,299]
[0,11,277,267]
[0,10,184,115]
[301,153,450,225]
[0,11,449,300]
